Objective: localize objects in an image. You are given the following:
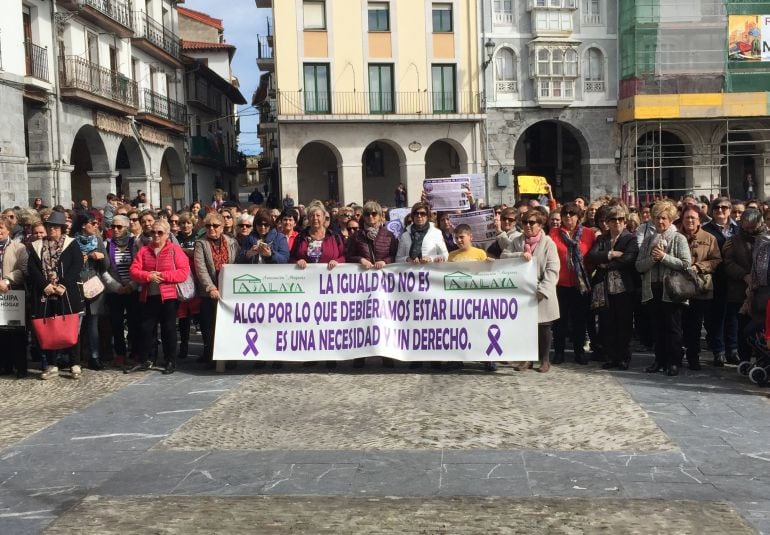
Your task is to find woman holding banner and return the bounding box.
[194,212,239,370]
[501,209,560,372]
[0,216,29,378]
[291,202,346,369]
[395,202,448,264]
[345,201,399,369]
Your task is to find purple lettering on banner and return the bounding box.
[243,328,260,357]
[485,324,503,356]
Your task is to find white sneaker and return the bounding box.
[70,365,82,379]
[40,366,59,380]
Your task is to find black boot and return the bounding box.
[725,351,740,365]
[713,352,725,367]
[88,357,104,371]
[162,361,176,375]
[552,351,565,364]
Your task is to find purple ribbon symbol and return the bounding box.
[486,324,503,357]
[243,328,260,357]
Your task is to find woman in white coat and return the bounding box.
[396,202,448,264]
[501,208,561,372]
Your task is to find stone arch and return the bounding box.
[115,137,147,197]
[361,139,406,204]
[296,140,342,203]
[424,138,469,179]
[160,147,185,210]
[70,125,110,207]
[513,120,590,200]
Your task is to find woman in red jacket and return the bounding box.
[548,201,596,365]
[130,219,190,374]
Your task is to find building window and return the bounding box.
[303,63,330,113]
[494,48,518,95]
[431,64,456,112]
[565,49,578,76]
[493,0,513,25]
[534,10,572,32]
[584,47,605,92]
[368,2,390,32]
[368,64,394,113]
[537,49,550,75]
[432,3,453,33]
[534,0,576,7]
[303,1,326,30]
[582,0,601,25]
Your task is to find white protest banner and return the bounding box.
[448,209,499,247]
[453,173,487,205]
[423,177,471,211]
[386,207,411,239]
[213,259,538,362]
[0,290,25,328]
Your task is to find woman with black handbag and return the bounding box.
[28,211,84,380]
[680,206,722,370]
[586,205,639,370]
[636,200,692,376]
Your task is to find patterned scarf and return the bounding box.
[560,224,591,295]
[524,230,543,254]
[209,237,229,273]
[76,234,98,254]
[112,232,131,249]
[42,236,66,283]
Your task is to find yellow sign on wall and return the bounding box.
[518,175,549,194]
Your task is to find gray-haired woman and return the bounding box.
[636,200,692,376]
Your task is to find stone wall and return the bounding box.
[0,75,29,208]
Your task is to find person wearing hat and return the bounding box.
[27,210,85,380]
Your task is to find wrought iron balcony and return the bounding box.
[137,88,186,130]
[132,11,181,64]
[257,35,273,72]
[59,55,138,114]
[191,135,225,165]
[276,90,482,118]
[56,0,134,37]
[25,40,49,82]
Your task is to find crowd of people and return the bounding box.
[1,188,770,381]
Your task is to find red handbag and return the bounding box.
[32,293,80,350]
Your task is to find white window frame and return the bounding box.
[582,0,601,25]
[303,0,326,30]
[493,0,514,25]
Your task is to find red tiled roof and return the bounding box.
[178,7,223,30]
[181,39,235,52]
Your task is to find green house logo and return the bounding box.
[443,270,517,291]
[233,274,305,295]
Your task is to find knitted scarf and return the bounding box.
[560,225,591,295]
[524,230,543,254]
[408,222,430,260]
[76,234,98,254]
[365,222,380,242]
[112,232,131,249]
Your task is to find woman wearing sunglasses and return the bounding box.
[586,204,639,371]
[395,202,448,264]
[237,209,289,265]
[194,212,239,369]
[129,219,190,374]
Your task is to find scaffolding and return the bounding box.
[619,0,770,203]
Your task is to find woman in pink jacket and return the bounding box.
[130,219,190,374]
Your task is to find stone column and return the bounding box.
[0,154,29,209]
[279,164,298,202]
[338,164,363,206]
[690,154,721,199]
[756,152,770,201]
[124,175,152,209]
[402,160,426,206]
[87,171,119,208]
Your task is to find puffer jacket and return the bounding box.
[345,225,399,264]
[130,241,190,302]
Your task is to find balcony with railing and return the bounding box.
[59,55,138,115]
[136,88,186,131]
[257,35,273,72]
[24,40,49,82]
[191,135,225,166]
[495,80,518,99]
[56,0,134,37]
[277,90,482,120]
[132,11,181,65]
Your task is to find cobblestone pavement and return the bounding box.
[0,355,769,534]
[159,366,674,451]
[44,496,756,534]
[0,368,146,450]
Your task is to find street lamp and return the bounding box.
[482,38,496,70]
